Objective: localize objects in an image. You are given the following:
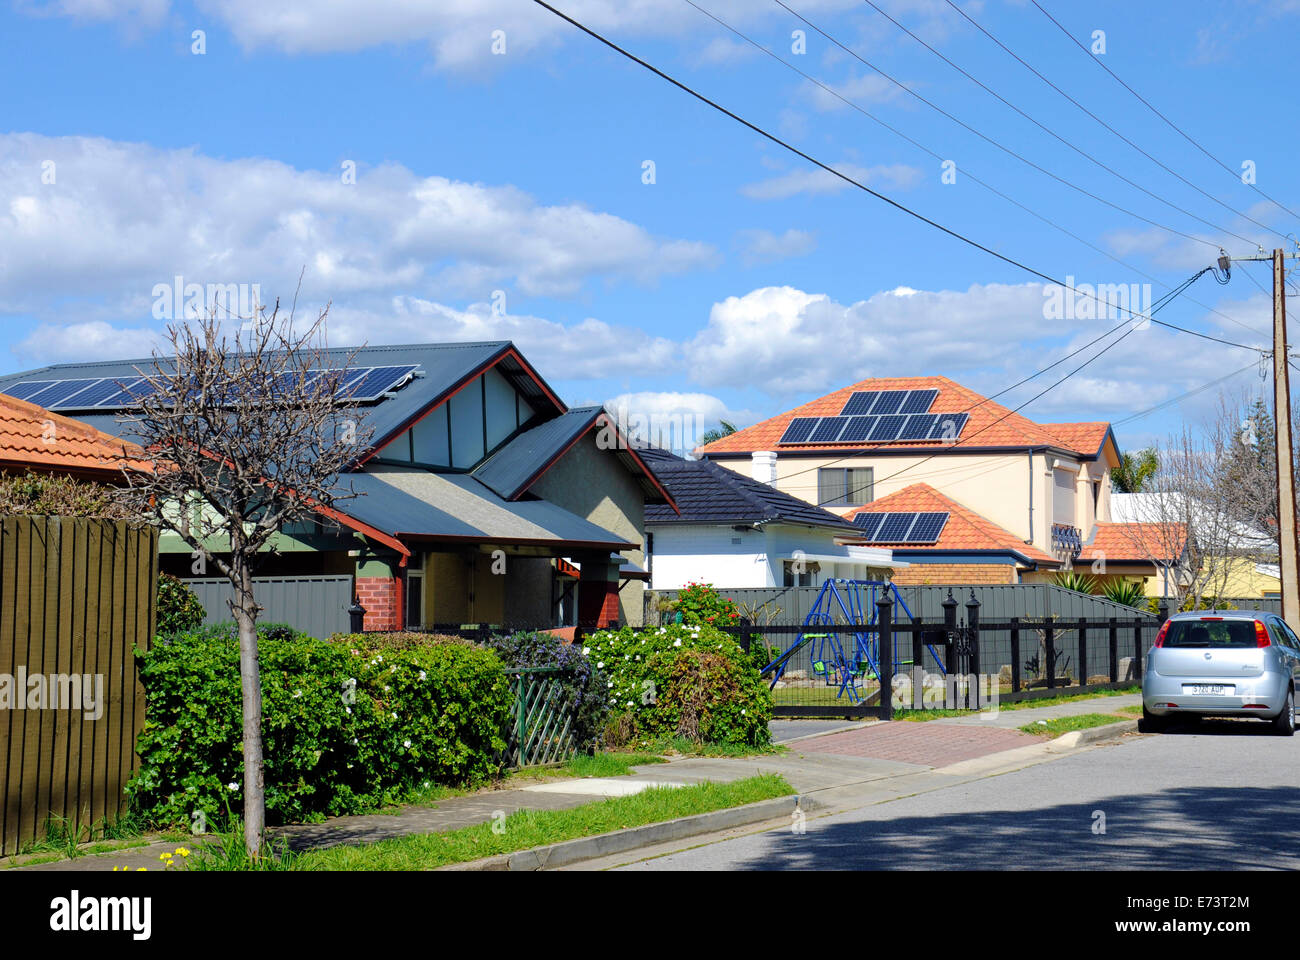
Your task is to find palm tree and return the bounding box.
[1112,448,1158,492]
[700,420,737,446]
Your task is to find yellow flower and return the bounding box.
[175,847,190,857]
[136,867,147,871]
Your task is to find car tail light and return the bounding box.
[1200,616,1224,621]
[1244,704,1270,709]
[1154,620,1171,647]
[1255,620,1271,648]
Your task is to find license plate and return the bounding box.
[1186,684,1229,695]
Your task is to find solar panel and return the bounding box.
[839,415,875,443]
[905,512,949,543]
[840,392,877,416]
[809,416,848,443]
[3,380,60,402]
[71,378,142,408]
[899,413,937,441]
[929,413,969,441]
[876,513,916,542]
[868,390,908,416]
[338,365,419,402]
[868,414,907,442]
[26,378,104,408]
[96,378,156,408]
[853,513,885,539]
[899,389,938,414]
[779,417,820,443]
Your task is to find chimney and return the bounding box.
[751,451,778,486]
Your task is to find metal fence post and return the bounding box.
[1045,619,1056,689]
[1010,616,1021,694]
[738,616,752,654]
[965,591,981,708]
[1133,617,1143,680]
[1108,617,1119,683]
[942,589,958,676]
[1078,617,1088,689]
[877,596,894,722]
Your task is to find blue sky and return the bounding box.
[1,0,1295,454]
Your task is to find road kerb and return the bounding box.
[1046,718,1138,751]
[437,793,814,871]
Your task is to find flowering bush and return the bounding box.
[128,625,510,828]
[583,622,771,746]
[669,581,741,628]
[484,630,609,751]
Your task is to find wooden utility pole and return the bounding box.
[1272,248,1300,625]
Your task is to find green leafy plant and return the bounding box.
[127,625,511,829]
[583,622,771,746]
[665,582,741,628]
[1052,570,1097,595]
[1101,579,1148,608]
[0,471,133,519]
[156,572,207,635]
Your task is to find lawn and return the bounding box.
[191,774,795,871]
[894,686,1140,722]
[1019,713,1131,737]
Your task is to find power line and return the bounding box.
[533,0,1262,353]
[853,0,1256,250]
[940,0,1291,244]
[1112,362,1261,427]
[692,0,1264,338]
[1030,0,1300,229]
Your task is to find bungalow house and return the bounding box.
[696,375,1180,588]
[0,341,674,634]
[637,446,897,590]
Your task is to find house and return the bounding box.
[638,446,897,590]
[0,342,674,633]
[696,375,1177,588]
[0,391,147,483]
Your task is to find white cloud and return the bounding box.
[16,320,162,362]
[740,162,922,200]
[0,132,715,363]
[735,228,816,266]
[804,72,903,112]
[604,390,756,451]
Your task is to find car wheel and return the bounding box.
[1139,706,1166,734]
[1274,688,1295,737]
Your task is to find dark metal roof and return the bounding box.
[642,450,858,530]
[473,406,604,500]
[340,467,635,549]
[0,341,565,457]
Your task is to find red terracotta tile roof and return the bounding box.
[1080,522,1187,563]
[839,482,1058,565]
[0,393,149,476]
[698,376,1107,457]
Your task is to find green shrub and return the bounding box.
[1100,579,1147,608]
[1052,570,1097,594]
[584,622,771,746]
[667,581,741,628]
[156,572,206,635]
[127,625,511,829]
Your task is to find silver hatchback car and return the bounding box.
[1141,609,1300,734]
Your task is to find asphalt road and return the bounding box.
[617,718,1300,870]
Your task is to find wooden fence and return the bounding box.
[0,517,158,856]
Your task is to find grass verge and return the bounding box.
[893,686,1140,722]
[1019,713,1130,737]
[191,774,793,871]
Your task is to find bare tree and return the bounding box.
[122,305,372,855]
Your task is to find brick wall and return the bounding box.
[356,576,398,631]
[891,563,1018,586]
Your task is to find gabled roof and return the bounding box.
[0,392,150,477]
[1080,522,1187,564]
[841,482,1058,565]
[0,341,565,465]
[697,376,1112,459]
[472,406,674,506]
[643,450,858,531]
[342,466,634,550]
[1039,422,1117,463]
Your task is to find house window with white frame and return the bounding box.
[817,467,873,507]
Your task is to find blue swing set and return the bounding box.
[760,579,946,704]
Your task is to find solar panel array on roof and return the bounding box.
[839,388,938,418]
[1,365,420,412]
[777,388,967,445]
[852,511,949,543]
[778,417,819,443]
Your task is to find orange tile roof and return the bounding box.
[0,393,149,476]
[1080,522,1187,563]
[839,482,1058,565]
[698,376,1108,457]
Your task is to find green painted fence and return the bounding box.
[505,667,578,768]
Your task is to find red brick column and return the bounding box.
[577,565,621,629]
[355,577,399,631]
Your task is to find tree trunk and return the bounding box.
[232,558,265,856]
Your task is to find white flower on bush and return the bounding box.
[403,739,412,749]
[673,640,682,647]
[419,671,427,681]
[227,781,239,792]
[582,647,591,655]
[597,661,605,669]
[292,689,302,699]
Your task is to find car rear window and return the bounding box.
[1163,619,1258,648]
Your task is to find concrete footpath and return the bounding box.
[4,699,1138,872]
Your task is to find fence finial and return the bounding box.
[945,587,955,603]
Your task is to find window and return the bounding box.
[783,560,820,587]
[405,556,424,629]
[817,467,873,507]
[1053,469,1076,525]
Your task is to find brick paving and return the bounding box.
[794,721,1036,767]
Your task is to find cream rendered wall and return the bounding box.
[748,452,1037,546]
